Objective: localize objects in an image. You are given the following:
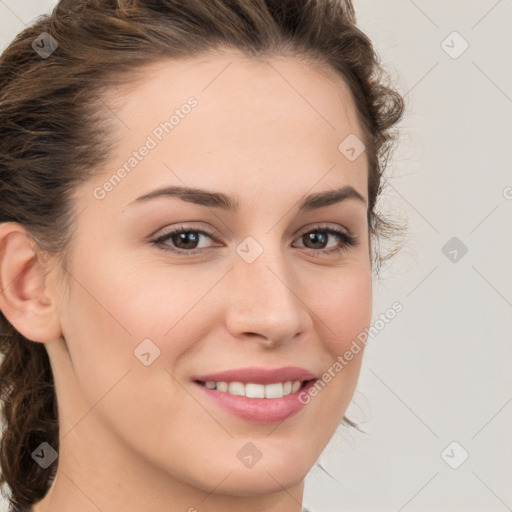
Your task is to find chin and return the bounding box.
[201,449,312,496]
[211,468,308,497]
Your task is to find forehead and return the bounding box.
[112,48,363,137]
[89,49,368,209]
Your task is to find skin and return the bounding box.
[0,49,372,512]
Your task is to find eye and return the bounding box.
[151,225,220,255]
[293,224,358,256]
[151,223,358,257]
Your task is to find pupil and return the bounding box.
[175,232,198,249]
[306,232,326,249]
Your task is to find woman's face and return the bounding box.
[48,50,372,504]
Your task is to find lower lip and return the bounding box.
[194,380,317,424]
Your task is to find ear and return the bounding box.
[0,222,62,343]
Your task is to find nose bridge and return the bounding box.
[225,233,309,345]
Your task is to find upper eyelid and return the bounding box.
[153,224,221,243]
[153,222,353,240]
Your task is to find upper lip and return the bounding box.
[193,366,317,385]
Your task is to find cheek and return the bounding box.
[59,250,220,384]
[310,262,373,350]
[339,271,372,346]
[306,264,372,404]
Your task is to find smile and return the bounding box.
[196,379,308,398]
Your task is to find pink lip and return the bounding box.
[192,366,317,385]
[194,379,317,424]
[191,366,318,424]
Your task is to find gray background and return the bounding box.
[0,1,510,511]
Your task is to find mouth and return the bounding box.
[191,367,318,423]
[193,379,314,399]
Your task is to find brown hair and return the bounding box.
[0,0,404,509]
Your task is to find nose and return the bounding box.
[224,238,311,349]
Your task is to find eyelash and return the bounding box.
[151,223,358,258]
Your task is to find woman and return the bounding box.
[0,1,404,511]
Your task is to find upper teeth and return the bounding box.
[203,380,303,398]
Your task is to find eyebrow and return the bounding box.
[128,184,366,213]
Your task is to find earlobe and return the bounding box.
[0,222,62,343]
